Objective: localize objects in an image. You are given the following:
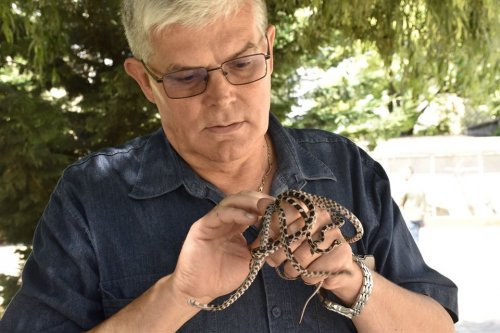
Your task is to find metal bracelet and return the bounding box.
[319,255,373,319]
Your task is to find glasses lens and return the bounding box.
[222,54,267,85]
[163,68,208,98]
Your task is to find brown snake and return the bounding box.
[188,189,364,311]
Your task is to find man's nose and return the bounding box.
[203,68,234,101]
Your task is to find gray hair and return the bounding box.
[122,0,268,61]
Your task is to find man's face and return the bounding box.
[145,3,275,164]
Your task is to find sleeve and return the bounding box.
[0,174,104,332]
[359,160,459,323]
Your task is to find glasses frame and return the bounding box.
[141,36,271,99]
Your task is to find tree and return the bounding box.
[272,0,500,147]
[1,0,499,309]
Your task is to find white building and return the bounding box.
[371,135,500,224]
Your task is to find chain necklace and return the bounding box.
[257,135,273,193]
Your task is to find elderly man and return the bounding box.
[0,0,458,332]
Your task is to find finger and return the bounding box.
[219,191,273,211]
[268,196,307,233]
[266,207,339,267]
[279,227,342,279]
[256,197,276,214]
[214,205,259,228]
[263,214,307,267]
[250,198,302,253]
[253,195,335,267]
[300,241,353,286]
[207,191,273,228]
[308,220,344,253]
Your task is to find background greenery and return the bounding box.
[1,0,499,310]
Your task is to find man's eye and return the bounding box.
[229,58,254,70]
[177,75,196,82]
[168,70,204,83]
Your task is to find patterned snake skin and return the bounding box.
[189,189,364,311]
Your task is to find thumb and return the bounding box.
[257,197,275,214]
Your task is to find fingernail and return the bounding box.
[245,213,257,220]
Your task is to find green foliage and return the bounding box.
[0,0,499,309]
[0,71,73,244]
[0,274,21,311]
[273,0,500,144]
[0,1,158,308]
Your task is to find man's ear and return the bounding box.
[266,25,276,74]
[124,58,157,104]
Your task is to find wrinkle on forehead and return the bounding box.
[161,41,262,74]
[148,7,262,73]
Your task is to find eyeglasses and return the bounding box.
[141,41,271,99]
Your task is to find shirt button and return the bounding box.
[271,306,282,318]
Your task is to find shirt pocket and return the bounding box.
[100,273,166,318]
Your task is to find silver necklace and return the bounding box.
[257,136,273,193]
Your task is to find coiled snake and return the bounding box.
[189,189,364,311]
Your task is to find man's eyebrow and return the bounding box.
[229,41,260,59]
[163,41,262,73]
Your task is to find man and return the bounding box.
[399,167,427,242]
[0,0,458,332]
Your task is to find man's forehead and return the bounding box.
[149,22,263,72]
[147,1,261,61]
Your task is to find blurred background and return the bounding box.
[373,136,500,332]
[1,1,499,331]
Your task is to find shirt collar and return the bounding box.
[129,114,337,200]
[267,114,337,195]
[128,129,206,199]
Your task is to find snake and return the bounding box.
[188,189,364,311]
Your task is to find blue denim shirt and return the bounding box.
[1,114,458,332]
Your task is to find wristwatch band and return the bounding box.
[319,255,373,319]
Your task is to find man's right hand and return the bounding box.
[170,191,273,307]
[87,191,273,333]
